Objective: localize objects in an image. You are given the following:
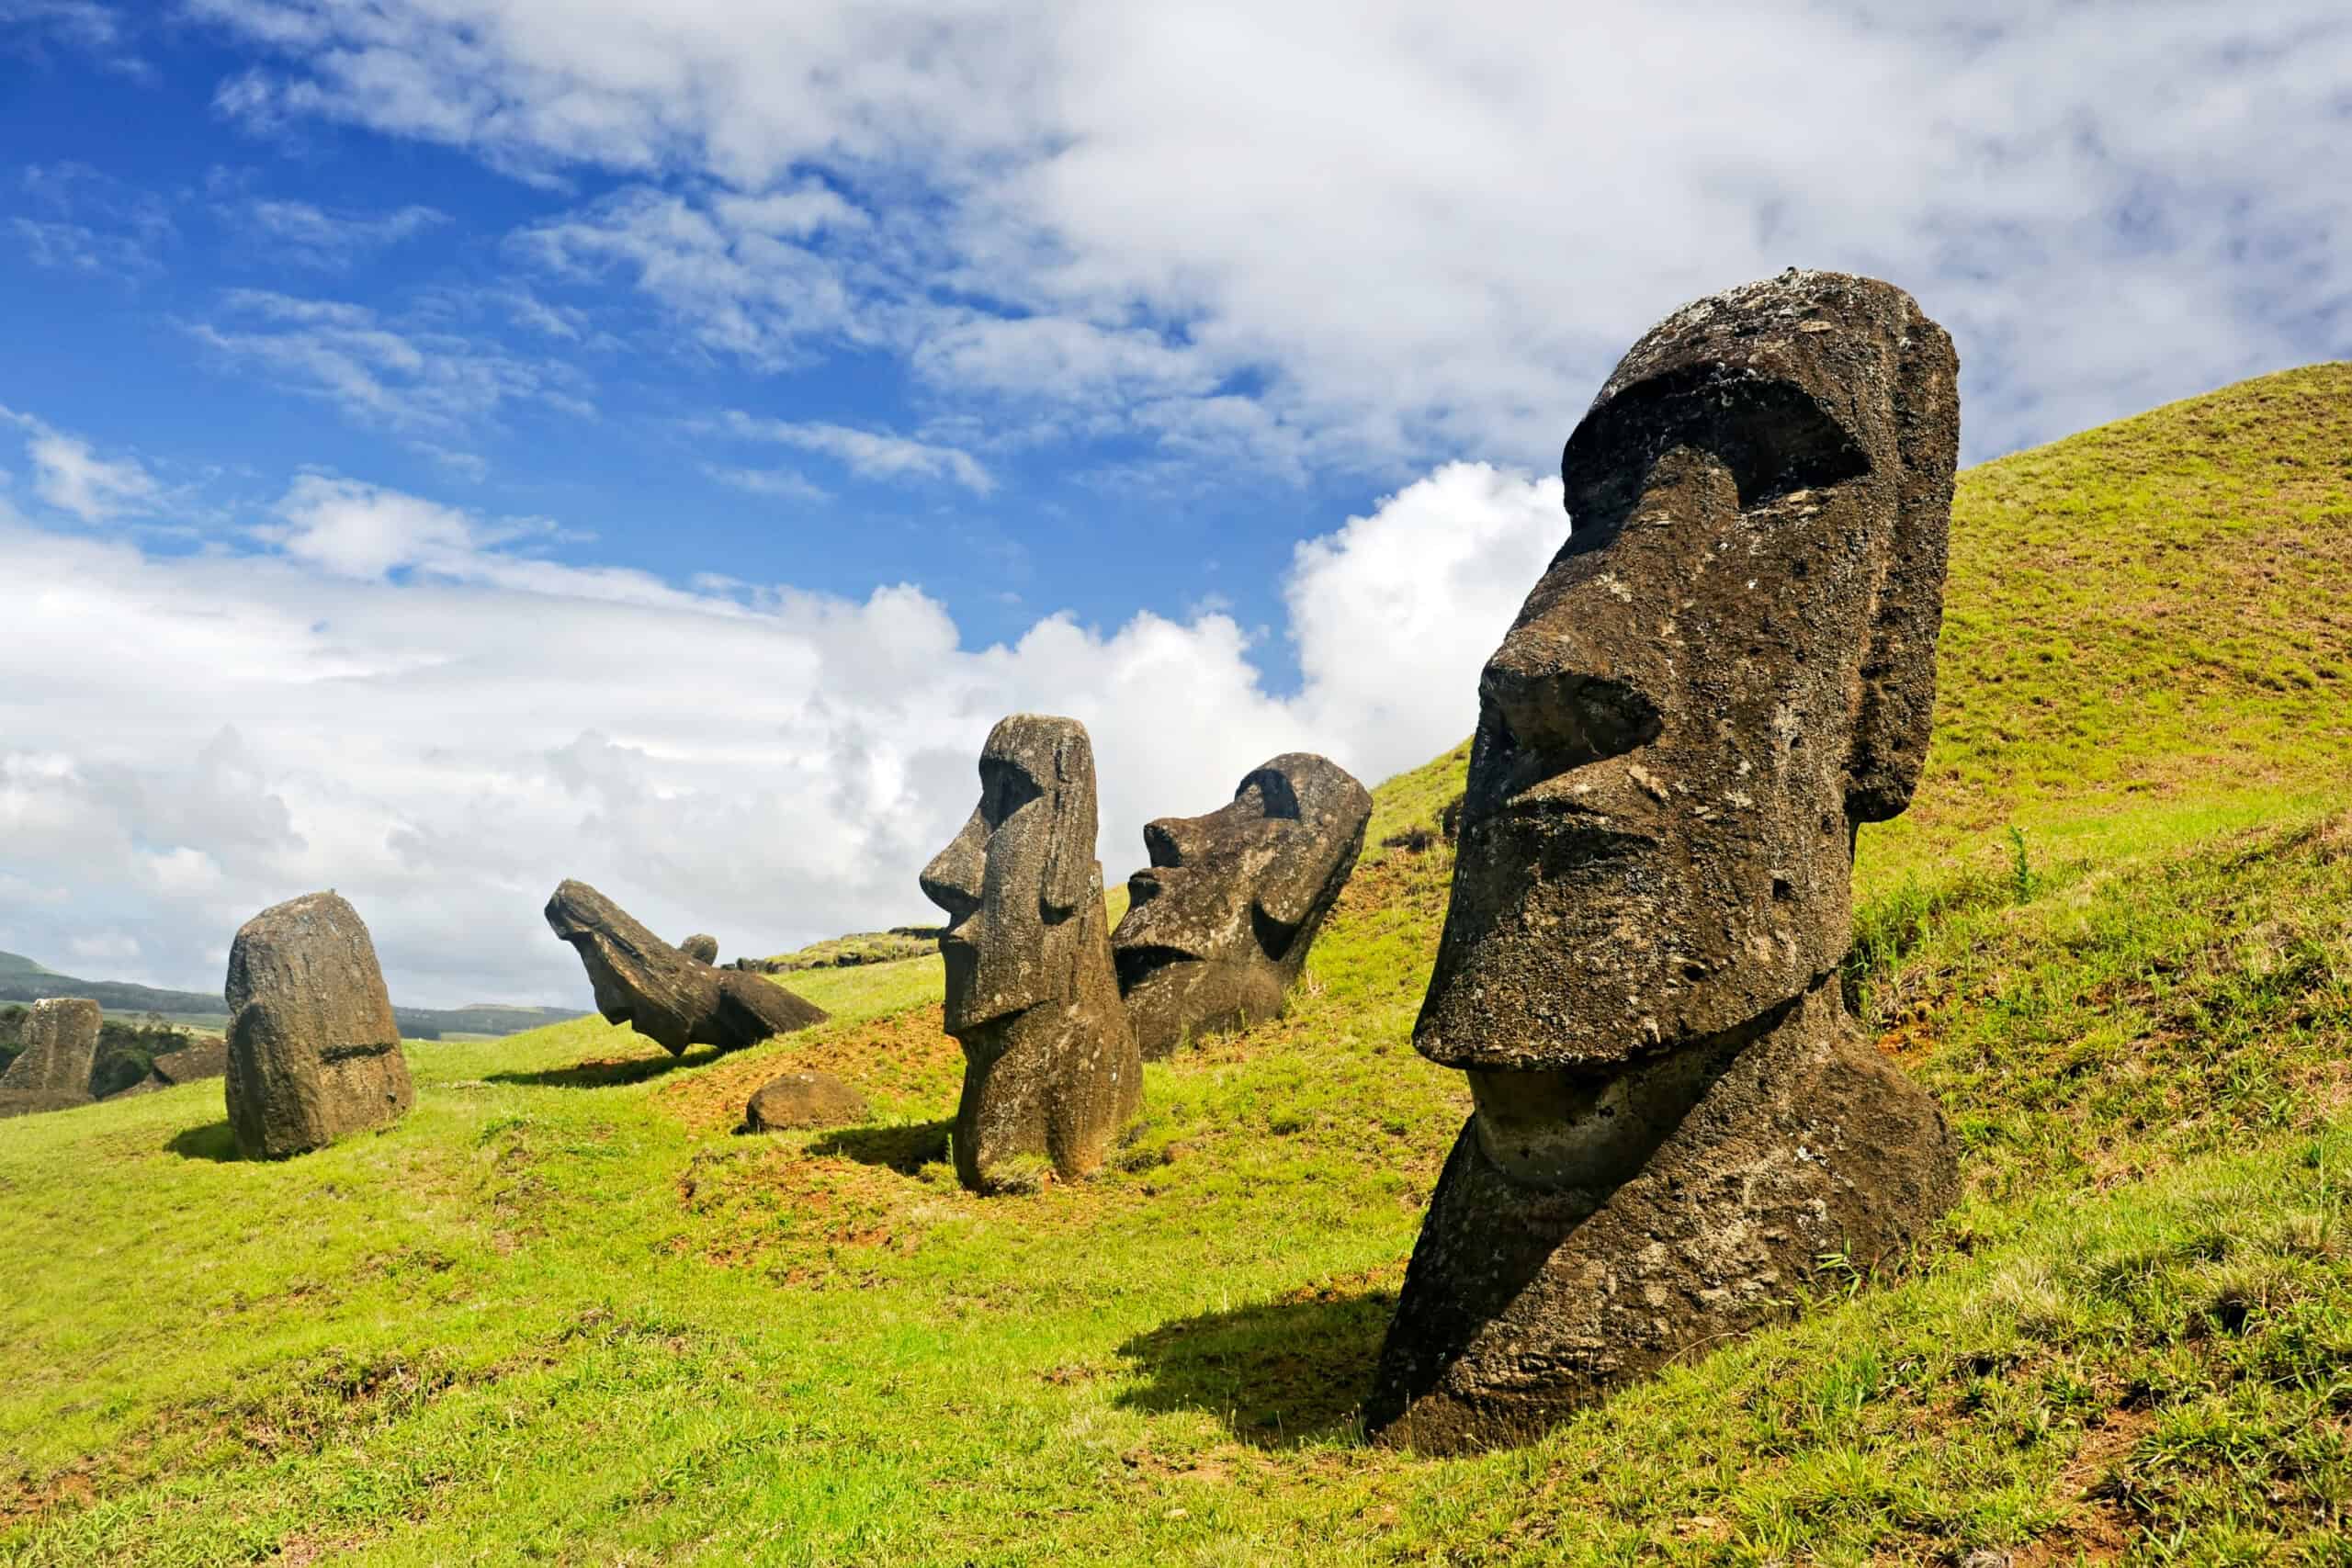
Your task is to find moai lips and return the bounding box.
[1112,752,1371,1059]
[922,715,1141,1192]
[1366,270,1964,1452]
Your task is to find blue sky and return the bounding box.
[2,1,2346,1005]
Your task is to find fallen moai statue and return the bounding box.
[545,880,827,1053]
[0,997,102,1118]
[225,892,416,1159]
[1366,269,1964,1453]
[922,715,1140,1191]
[1112,752,1371,1058]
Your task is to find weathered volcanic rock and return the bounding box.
[921,715,1141,1192]
[678,933,720,964]
[1367,270,1963,1451]
[0,997,102,1118]
[151,1039,230,1086]
[224,893,415,1159]
[546,881,826,1054]
[1112,753,1371,1058]
[744,1070,870,1132]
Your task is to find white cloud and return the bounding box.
[245,197,448,266]
[0,458,1556,1005]
[0,405,164,522]
[184,1,2352,467]
[187,288,595,456]
[720,412,991,493]
[705,464,830,503]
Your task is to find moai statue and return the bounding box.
[1365,270,1964,1452]
[1112,753,1372,1058]
[0,997,102,1118]
[546,882,825,1053]
[922,715,1141,1191]
[224,892,415,1159]
[677,933,720,965]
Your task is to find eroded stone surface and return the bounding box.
[921,715,1140,1191]
[152,1040,229,1086]
[744,1070,870,1132]
[678,934,720,964]
[224,892,415,1159]
[546,881,826,1054]
[1367,269,1963,1451]
[0,998,102,1118]
[1112,752,1370,1058]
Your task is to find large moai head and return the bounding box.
[922,714,1102,1035]
[1112,752,1372,1057]
[1419,269,1960,1078]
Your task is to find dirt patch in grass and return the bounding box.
[653,1004,965,1136]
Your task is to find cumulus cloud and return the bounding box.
[184,0,2352,468]
[0,457,1560,1006]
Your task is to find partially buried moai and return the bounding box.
[922,715,1141,1191]
[1365,270,1963,1452]
[224,891,415,1159]
[0,997,102,1118]
[545,881,827,1053]
[1111,753,1371,1059]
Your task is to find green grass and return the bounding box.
[3,366,2350,1563]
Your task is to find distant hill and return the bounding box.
[0,950,577,1041]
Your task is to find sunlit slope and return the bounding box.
[0,366,2347,1563]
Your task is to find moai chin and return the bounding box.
[922,715,1141,1192]
[1364,270,1964,1453]
[1112,752,1372,1059]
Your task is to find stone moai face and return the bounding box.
[922,714,1102,1033]
[1421,268,1959,1086]
[1364,272,1962,1451]
[1112,752,1372,1057]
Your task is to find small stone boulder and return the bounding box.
[744,1070,870,1132]
[224,892,415,1160]
[546,880,827,1054]
[678,933,720,964]
[0,998,102,1118]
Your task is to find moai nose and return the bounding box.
[1143,816,1210,868]
[1480,631,1661,773]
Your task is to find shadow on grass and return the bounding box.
[168,1120,241,1162]
[488,1045,723,1089]
[805,1119,953,1173]
[1115,1287,1396,1448]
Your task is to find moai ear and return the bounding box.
[1847,307,1961,825]
[1040,723,1100,918]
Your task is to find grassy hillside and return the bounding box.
[2,367,2348,1563]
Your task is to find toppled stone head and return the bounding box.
[1112,752,1372,1058]
[922,715,1140,1190]
[1367,270,1962,1451]
[1421,267,1958,1078]
[224,891,415,1159]
[546,881,826,1054]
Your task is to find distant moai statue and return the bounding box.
[921,715,1141,1191]
[1112,752,1372,1058]
[1366,270,1964,1452]
[224,892,415,1159]
[546,882,826,1052]
[677,933,720,965]
[0,997,103,1118]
